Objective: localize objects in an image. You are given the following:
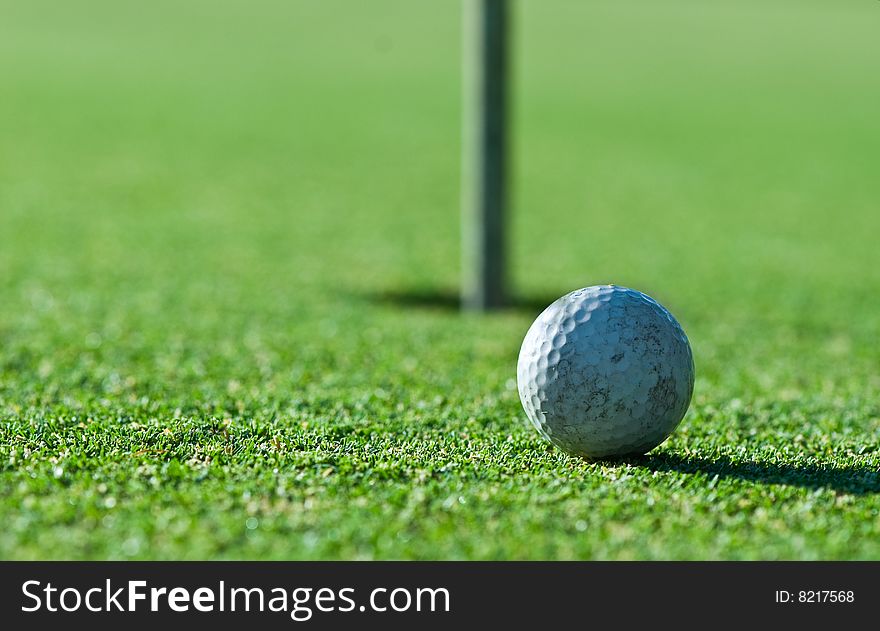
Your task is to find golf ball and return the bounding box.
[517,285,694,459]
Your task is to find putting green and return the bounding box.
[1,0,878,559]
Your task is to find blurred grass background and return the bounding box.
[0,0,879,559]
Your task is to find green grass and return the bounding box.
[1,0,879,559]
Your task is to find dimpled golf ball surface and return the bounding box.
[517,285,694,459]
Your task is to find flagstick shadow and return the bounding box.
[361,288,559,315]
